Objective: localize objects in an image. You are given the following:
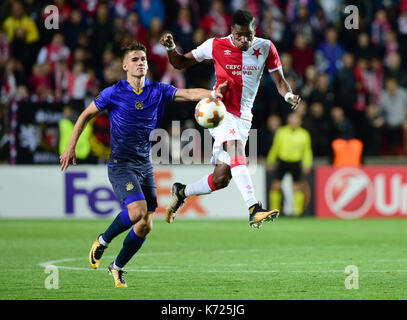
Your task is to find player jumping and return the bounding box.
[160,10,301,228]
[59,42,226,287]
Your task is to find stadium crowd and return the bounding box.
[1,0,407,164]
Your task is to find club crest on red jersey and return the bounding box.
[252,48,262,59]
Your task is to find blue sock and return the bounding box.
[114,228,146,269]
[102,209,133,244]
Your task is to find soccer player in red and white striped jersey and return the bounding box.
[161,10,301,228]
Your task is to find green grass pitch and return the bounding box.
[0,218,406,300]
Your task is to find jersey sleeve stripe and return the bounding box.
[171,88,178,101]
[94,100,103,111]
[268,65,282,73]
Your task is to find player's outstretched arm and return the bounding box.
[174,81,228,102]
[271,69,301,110]
[59,101,99,171]
[160,32,197,70]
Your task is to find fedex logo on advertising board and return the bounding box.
[64,170,207,217]
[316,166,407,219]
[65,172,121,215]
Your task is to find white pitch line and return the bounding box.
[38,264,407,273]
[38,256,407,274]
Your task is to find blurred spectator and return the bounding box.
[398,6,407,69]
[184,28,213,89]
[319,0,341,24]
[37,33,71,72]
[148,17,168,79]
[371,8,392,47]
[136,0,165,28]
[161,62,185,89]
[76,33,93,63]
[111,15,126,52]
[309,6,327,44]
[55,0,73,28]
[171,7,194,52]
[383,30,399,67]
[280,52,302,90]
[258,113,281,160]
[360,104,385,156]
[91,3,114,64]
[397,9,407,36]
[315,27,344,81]
[199,0,231,38]
[353,56,384,118]
[353,57,369,114]
[55,59,70,99]
[3,0,39,72]
[2,1,39,44]
[290,5,314,45]
[290,33,315,78]
[90,113,111,162]
[74,0,101,17]
[66,61,89,100]
[110,0,136,18]
[23,0,42,23]
[379,77,407,154]
[1,57,26,103]
[384,52,407,88]
[99,48,123,86]
[28,62,53,96]
[309,72,335,110]
[368,57,384,105]
[0,102,8,162]
[124,12,148,46]
[230,0,260,21]
[86,67,100,94]
[303,102,331,157]
[261,8,285,46]
[354,32,379,61]
[330,106,355,140]
[300,65,317,100]
[64,9,85,50]
[0,29,9,66]
[334,52,357,115]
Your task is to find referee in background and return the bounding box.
[266,112,313,216]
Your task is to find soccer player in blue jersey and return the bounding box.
[59,42,227,287]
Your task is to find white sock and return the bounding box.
[113,262,123,271]
[230,164,257,208]
[184,175,213,197]
[99,235,109,247]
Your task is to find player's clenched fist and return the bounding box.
[285,92,301,110]
[160,33,175,50]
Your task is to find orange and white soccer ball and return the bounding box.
[194,98,226,129]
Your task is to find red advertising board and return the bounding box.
[316,166,407,219]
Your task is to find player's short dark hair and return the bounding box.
[121,42,147,60]
[231,10,255,27]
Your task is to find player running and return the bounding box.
[59,42,226,287]
[160,9,301,228]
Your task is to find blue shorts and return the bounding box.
[107,162,157,212]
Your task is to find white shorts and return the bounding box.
[209,112,252,166]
